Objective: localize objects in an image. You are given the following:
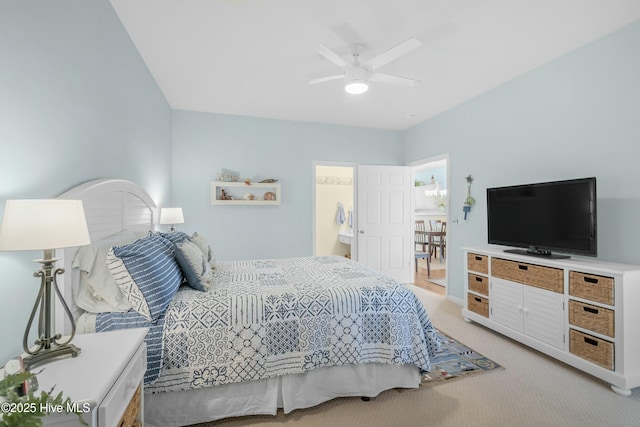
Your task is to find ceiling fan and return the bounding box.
[309,37,422,95]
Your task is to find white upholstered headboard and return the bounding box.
[56,179,157,333]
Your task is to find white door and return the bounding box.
[356,165,412,283]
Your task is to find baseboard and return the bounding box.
[447,294,463,306]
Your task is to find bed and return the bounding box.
[57,179,441,427]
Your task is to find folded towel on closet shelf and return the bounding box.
[336,202,346,224]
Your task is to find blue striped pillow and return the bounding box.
[107,234,183,321]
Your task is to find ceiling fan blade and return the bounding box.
[309,75,344,85]
[369,73,421,87]
[364,37,422,70]
[317,43,350,69]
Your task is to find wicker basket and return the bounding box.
[569,329,614,370]
[569,271,614,306]
[118,386,142,427]
[467,293,489,317]
[467,253,488,274]
[468,273,489,296]
[491,258,563,293]
[569,300,614,338]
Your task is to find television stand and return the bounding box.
[503,248,570,260]
[463,246,640,395]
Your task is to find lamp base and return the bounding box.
[23,343,81,370]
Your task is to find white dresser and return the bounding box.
[462,246,640,395]
[38,328,147,427]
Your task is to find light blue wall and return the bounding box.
[0,1,172,363]
[170,110,402,261]
[404,20,640,301]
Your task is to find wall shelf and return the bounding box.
[211,181,281,205]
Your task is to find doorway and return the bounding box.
[313,162,415,283]
[410,155,449,295]
[313,163,356,258]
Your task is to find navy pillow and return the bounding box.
[107,234,183,321]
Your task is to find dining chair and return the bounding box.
[415,220,429,252]
[428,220,446,260]
[414,220,431,276]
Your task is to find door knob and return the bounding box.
[358,230,365,234]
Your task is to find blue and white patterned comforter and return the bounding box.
[97,256,441,394]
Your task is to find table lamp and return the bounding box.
[160,207,184,232]
[0,199,90,369]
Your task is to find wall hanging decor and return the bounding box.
[463,175,475,220]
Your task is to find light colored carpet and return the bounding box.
[194,286,640,427]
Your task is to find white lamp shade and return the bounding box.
[0,199,90,251]
[160,207,184,225]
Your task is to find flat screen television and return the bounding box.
[487,177,597,259]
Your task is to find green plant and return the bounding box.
[0,371,88,427]
[465,175,475,206]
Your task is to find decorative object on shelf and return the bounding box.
[0,199,90,369]
[245,179,252,185]
[216,168,239,182]
[264,191,276,201]
[463,175,475,220]
[219,188,233,200]
[259,178,278,183]
[243,193,255,200]
[159,207,184,232]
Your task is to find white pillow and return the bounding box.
[174,239,213,291]
[71,230,138,313]
[190,232,217,271]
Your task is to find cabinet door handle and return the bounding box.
[475,256,482,261]
[583,306,599,314]
[518,265,528,271]
[475,277,483,282]
[474,297,482,302]
[584,337,599,347]
[583,276,599,284]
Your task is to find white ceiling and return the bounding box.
[109,0,640,130]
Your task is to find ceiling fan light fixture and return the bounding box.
[345,79,369,95]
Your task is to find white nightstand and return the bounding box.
[37,328,147,427]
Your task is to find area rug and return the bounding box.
[420,329,504,387]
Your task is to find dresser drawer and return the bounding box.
[468,273,489,296]
[467,253,488,274]
[569,329,614,370]
[569,271,614,306]
[98,342,146,427]
[569,300,614,338]
[467,293,489,318]
[491,258,563,293]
